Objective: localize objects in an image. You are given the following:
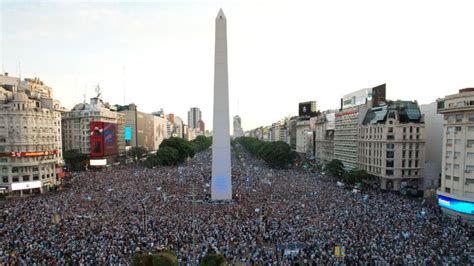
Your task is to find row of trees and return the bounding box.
[235,137,296,168]
[144,136,212,168]
[324,159,372,184]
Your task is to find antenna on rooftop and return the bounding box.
[83,84,87,103]
[95,83,102,99]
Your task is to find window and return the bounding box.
[2,176,7,183]
[469,126,474,132]
[447,139,453,145]
[386,160,394,168]
[446,175,451,180]
[456,126,462,132]
[12,176,19,182]
[12,167,18,173]
[468,152,474,158]
[454,164,460,170]
[469,113,474,122]
[447,115,456,123]
[386,151,394,159]
[416,127,420,133]
[22,175,29,182]
[387,135,394,140]
[455,139,462,144]
[466,178,474,185]
[456,114,463,122]
[386,169,394,176]
[468,140,474,147]
[386,144,395,149]
[453,176,460,182]
[447,127,454,133]
[388,127,393,133]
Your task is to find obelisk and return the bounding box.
[212,8,232,200]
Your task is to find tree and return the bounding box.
[63,150,88,171]
[199,253,227,266]
[325,159,345,178]
[160,137,196,163]
[344,169,369,184]
[128,146,148,161]
[191,136,212,152]
[236,137,296,169]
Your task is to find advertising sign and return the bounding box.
[11,181,41,191]
[104,123,118,156]
[438,195,474,215]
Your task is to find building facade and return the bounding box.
[358,101,425,192]
[233,115,243,138]
[313,111,335,165]
[0,76,64,194]
[118,103,156,152]
[334,84,385,170]
[62,96,125,159]
[296,119,310,155]
[437,88,474,221]
[187,107,202,129]
[420,102,443,196]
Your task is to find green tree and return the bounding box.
[325,159,346,178]
[199,253,227,266]
[63,150,88,171]
[344,169,369,184]
[191,136,212,152]
[160,137,196,163]
[128,146,148,161]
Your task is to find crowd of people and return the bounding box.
[1,144,473,264]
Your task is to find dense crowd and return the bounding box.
[1,144,473,264]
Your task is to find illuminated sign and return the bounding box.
[438,195,474,215]
[125,126,132,141]
[90,159,107,166]
[335,110,358,117]
[11,181,42,191]
[0,150,58,158]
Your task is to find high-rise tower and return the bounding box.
[212,9,232,200]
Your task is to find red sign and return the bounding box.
[0,150,58,158]
[335,110,358,117]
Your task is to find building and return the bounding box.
[296,119,310,156]
[313,111,335,165]
[334,84,385,170]
[0,75,64,195]
[187,107,202,129]
[299,101,318,118]
[420,102,443,197]
[197,120,205,134]
[233,115,243,138]
[152,114,168,151]
[288,117,298,150]
[358,100,425,193]
[174,116,184,138]
[271,120,287,142]
[118,103,156,152]
[436,88,474,221]
[62,92,125,164]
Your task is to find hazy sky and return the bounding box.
[1,0,474,131]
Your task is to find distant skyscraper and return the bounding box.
[212,9,232,200]
[233,115,243,138]
[187,107,202,129]
[197,120,205,133]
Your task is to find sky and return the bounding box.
[1,0,474,131]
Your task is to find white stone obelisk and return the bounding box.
[212,8,232,200]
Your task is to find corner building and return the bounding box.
[437,88,474,221]
[0,79,63,194]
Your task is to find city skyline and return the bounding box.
[2,0,474,130]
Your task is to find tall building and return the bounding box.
[358,101,425,192]
[334,84,385,169]
[212,8,232,200]
[152,114,168,150]
[271,120,287,142]
[436,88,474,221]
[174,116,184,138]
[296,120,310,155]
[233,115,243,138]
[420,102,443,197]
[62,92,125,163]
[187,107,202,129]
[313,111,336,165]
[0,74,64,195]
[118,103,156,152]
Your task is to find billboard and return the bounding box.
[438,195,474,215]
[90,121,104,158]
[371,84,386,107]
[90,122,118,158]
[299,101,318,117]
[342,88,372,110]
[90,159,107,166]
[104,123,118,156]
[12,181,41,191]
[125,126,132,141]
